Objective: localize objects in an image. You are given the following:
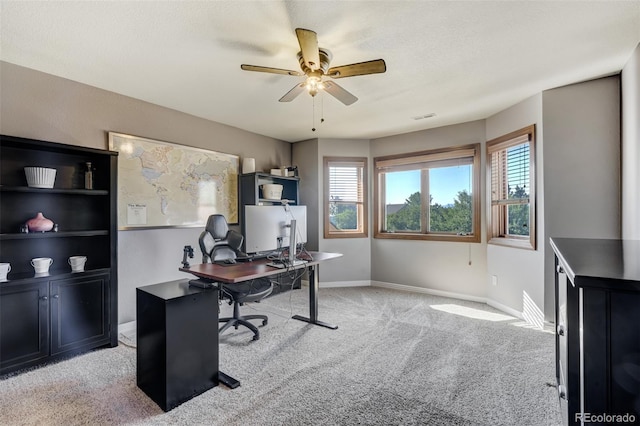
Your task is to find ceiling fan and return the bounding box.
[241,28,386,106]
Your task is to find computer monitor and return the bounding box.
[244,205,307,254]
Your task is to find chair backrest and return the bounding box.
[198,214,244,263]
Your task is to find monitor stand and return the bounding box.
[266,219,307,269]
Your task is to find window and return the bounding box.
[324,157,368,238]
[374,144,481,242]
[487,125,536,250]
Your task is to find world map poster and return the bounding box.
[108,132,239,229]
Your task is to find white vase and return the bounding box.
[242,158,255,174]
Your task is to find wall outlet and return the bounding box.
[491,275,498,286]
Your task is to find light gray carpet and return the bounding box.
[0,286,561,425]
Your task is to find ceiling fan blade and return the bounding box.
[279,83,306,102]
[322,81,358,105]
[295,28,321,71]
[327,59,387,78]
[241,64,302,76]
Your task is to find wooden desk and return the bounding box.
[180,251,342,330]
[178,251,342,389]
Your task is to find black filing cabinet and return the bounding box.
[136,279,219,411]
[551,238,640,425]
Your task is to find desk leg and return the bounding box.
[219,371,240,389]
[292,264,338,330]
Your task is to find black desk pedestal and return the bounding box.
[136,280,219,411]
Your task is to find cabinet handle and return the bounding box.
[558,385,567,400]
[52,294,59,299]
[557,325,565,336]
[556,265,565,274]
[40,296,48,301]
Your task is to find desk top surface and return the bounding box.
[550,238,640,290]
[179,251,342,284]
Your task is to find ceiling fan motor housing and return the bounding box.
[297,48,332,76]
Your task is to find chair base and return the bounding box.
[218,280,273,341]
[219,311,268,341]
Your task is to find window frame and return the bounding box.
[323,156,368,239]
[373,143,481,243]
[486,124,536,250]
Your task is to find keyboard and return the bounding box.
[266,259,307,269]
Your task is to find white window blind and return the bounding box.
[489,134,530,205]
[329,161,363,203]
[506,143,530,200]
[375,147,475,171]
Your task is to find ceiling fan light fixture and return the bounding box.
[305,76,324,97]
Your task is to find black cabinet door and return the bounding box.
[50,272,110,355]
[0,281,49,372]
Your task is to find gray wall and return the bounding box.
[485,94,545,322]
[0,61,292,324]
[622,44,640,239]
[292,139,320,251]
[370,121,488,299]
[542,76,621,318]
[293,138,372,284]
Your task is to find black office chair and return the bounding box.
[199,214,273,341]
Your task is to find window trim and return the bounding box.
[373,143,481,243]
[323,156,368,239]
[486,124,536,250]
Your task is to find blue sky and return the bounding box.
[385,166,472,205]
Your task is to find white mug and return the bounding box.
[0,263,11,281]
[68,255,87,272]
[31,257,53,274]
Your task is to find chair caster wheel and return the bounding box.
[262,320,268,326]
[252,335,260,341]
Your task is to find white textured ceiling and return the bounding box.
[1,1,639,143]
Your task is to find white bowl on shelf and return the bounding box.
[261,184,283,200]
[24,167,57,188]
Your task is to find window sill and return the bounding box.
[375,231,480,243]
[324,231,368,239]
[488,237,536,250]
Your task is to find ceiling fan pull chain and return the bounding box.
[312,96,316,132]
[321,93,325,125]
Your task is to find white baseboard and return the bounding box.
[320,280,370,288]
[374,280,530,321]
[486,299,524,320]
[371,280,487,304]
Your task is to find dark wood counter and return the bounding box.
[550,238,640,289]
[550,238,640,425]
